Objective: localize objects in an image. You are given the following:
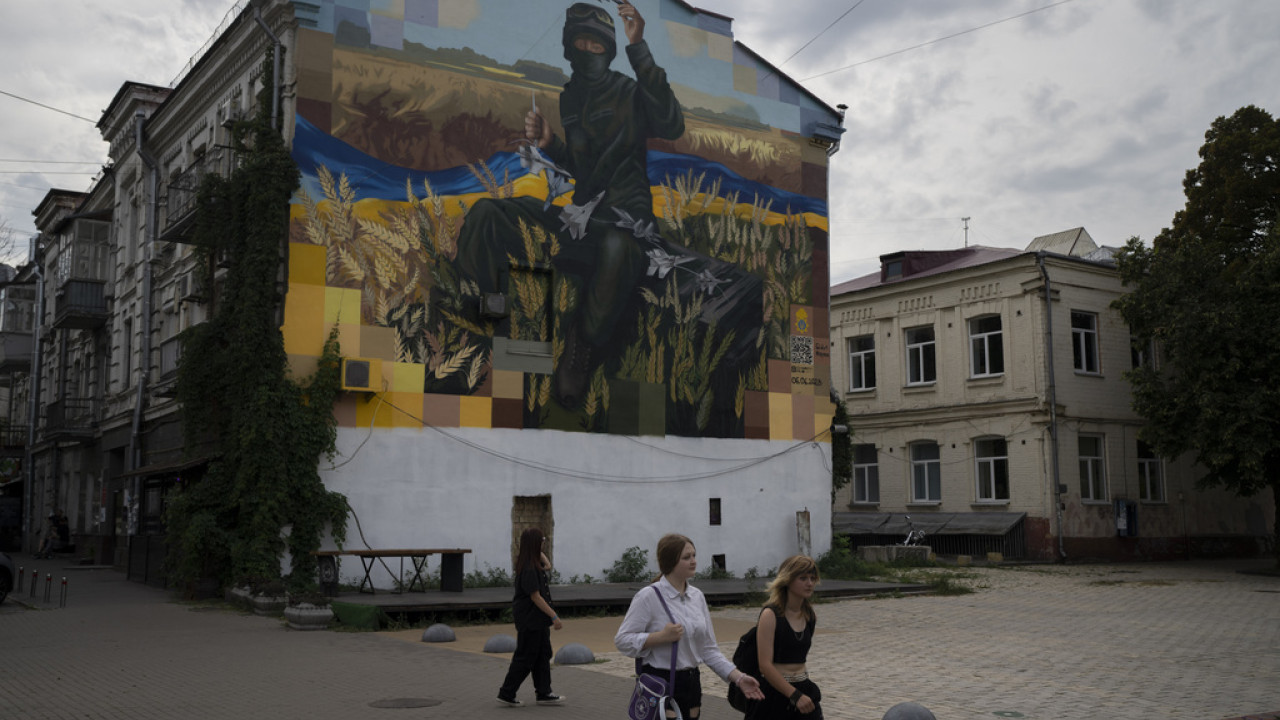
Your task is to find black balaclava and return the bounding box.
[562,2,617,81]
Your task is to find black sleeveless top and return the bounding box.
[766,606,815,664]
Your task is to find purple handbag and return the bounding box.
[627,585,683,720]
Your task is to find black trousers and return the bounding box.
[499,627,553,699]
[747,677,823,719]
[642,664,702,718]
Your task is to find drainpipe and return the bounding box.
[254,5,282,130]
[1036,252,1067,560]
[131,112,158,477]
[23,238,45,553]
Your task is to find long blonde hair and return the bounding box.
[764,555,820,621]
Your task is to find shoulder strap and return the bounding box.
[648,584,678,690]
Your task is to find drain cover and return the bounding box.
[370,698,442,709]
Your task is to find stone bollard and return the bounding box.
[883,701,937,720]
[987,551,1004,563]
[483,634,517,653]
[956,555,972,567]
[421,623,456,643]
[554,642,595,665]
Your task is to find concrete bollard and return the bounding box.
[987,551,1004,563]
[883,701,937,720]
[421,623,456,643]
[483,634,517,653]
[956,555,972,567]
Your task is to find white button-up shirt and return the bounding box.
[614,576,736,681]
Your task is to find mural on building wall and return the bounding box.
[285,0,834,439]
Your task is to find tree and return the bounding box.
[1114,105,1280,567]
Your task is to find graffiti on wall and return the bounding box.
[286,0,834,439]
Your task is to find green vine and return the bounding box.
[166,50,348,594]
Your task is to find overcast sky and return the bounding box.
[2,0,1277,282]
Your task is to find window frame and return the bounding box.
[974,437,1010,502]
[905,325,937,386]
[1078,434,1107,502]
[852,444,879,504]
[1071,311,1101,374]
[1137,441,1165,503]
[968,314,1005,378]
[847,334,876,392]
[909,441,942,503]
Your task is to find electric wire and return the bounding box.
[328,390,833,484]
[0,89,97,123]
[773,0,866,70]
[801,0,1078,82]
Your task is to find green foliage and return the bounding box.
[604,546,651,583]
[463,563,513,588]
[816,535,873,580]
[694,564,734,580]
[830,391,852,495]
[166,49,348,594]
[1112,105,1280,565]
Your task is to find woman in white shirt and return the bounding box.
[615,533,764,718]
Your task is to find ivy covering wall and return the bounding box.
[166,53,348,592]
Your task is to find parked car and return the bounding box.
[0,551,14,604]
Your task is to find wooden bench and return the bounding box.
[311,548,472,594]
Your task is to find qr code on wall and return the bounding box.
[791,335,814,365]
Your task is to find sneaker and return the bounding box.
[536,694,565,705]
[496,695,522,707]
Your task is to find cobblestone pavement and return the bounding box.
[579,560,1280,720]
[2,553,1277,719]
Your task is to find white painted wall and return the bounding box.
[318,426,833,589]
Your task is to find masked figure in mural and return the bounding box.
[457,1,685,407]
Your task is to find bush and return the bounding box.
[605,546,650,583]
[464,564,512,588]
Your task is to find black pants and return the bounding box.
[642,664,702,718]
[499,627,553,699]
[747,677,823,719]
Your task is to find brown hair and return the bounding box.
[655,533,694,579]
[765,554,820,621]
[514,527,546,575]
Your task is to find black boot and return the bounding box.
[555,322,593,408]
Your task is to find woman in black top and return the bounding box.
[750,555,822,718]
[497,528,564,707]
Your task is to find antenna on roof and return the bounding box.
[962,217,971,247]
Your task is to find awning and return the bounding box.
[115,456,213,479]
[833,511,1026,536]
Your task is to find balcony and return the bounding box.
[0,424,26,449]
[160,151,228,243]
[0,331,32,373]
[45,397,98,441]
[53,280,108,329]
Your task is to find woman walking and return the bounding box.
[497,528,565,707]
[615,533,764,718]
[748,555,823,718]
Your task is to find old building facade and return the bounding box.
[8,0,845,584]
[829,229,1274,561]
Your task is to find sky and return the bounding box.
[1,0,1277,283]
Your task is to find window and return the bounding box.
[910,442,941,502]
[1072,311,1100,373]
[975,438,1010,501]
[905,326,936,385]
[709,498,721,526]
[1131,334,1156,370]
[848,335,876,391]
[969,315,1004,377]
[1078,434,1107,501]
[852,444,879,504]
[1137,441,1165,502]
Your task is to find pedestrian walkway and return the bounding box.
[2,551,1277,719]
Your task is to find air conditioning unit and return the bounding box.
[340,357,382,393]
